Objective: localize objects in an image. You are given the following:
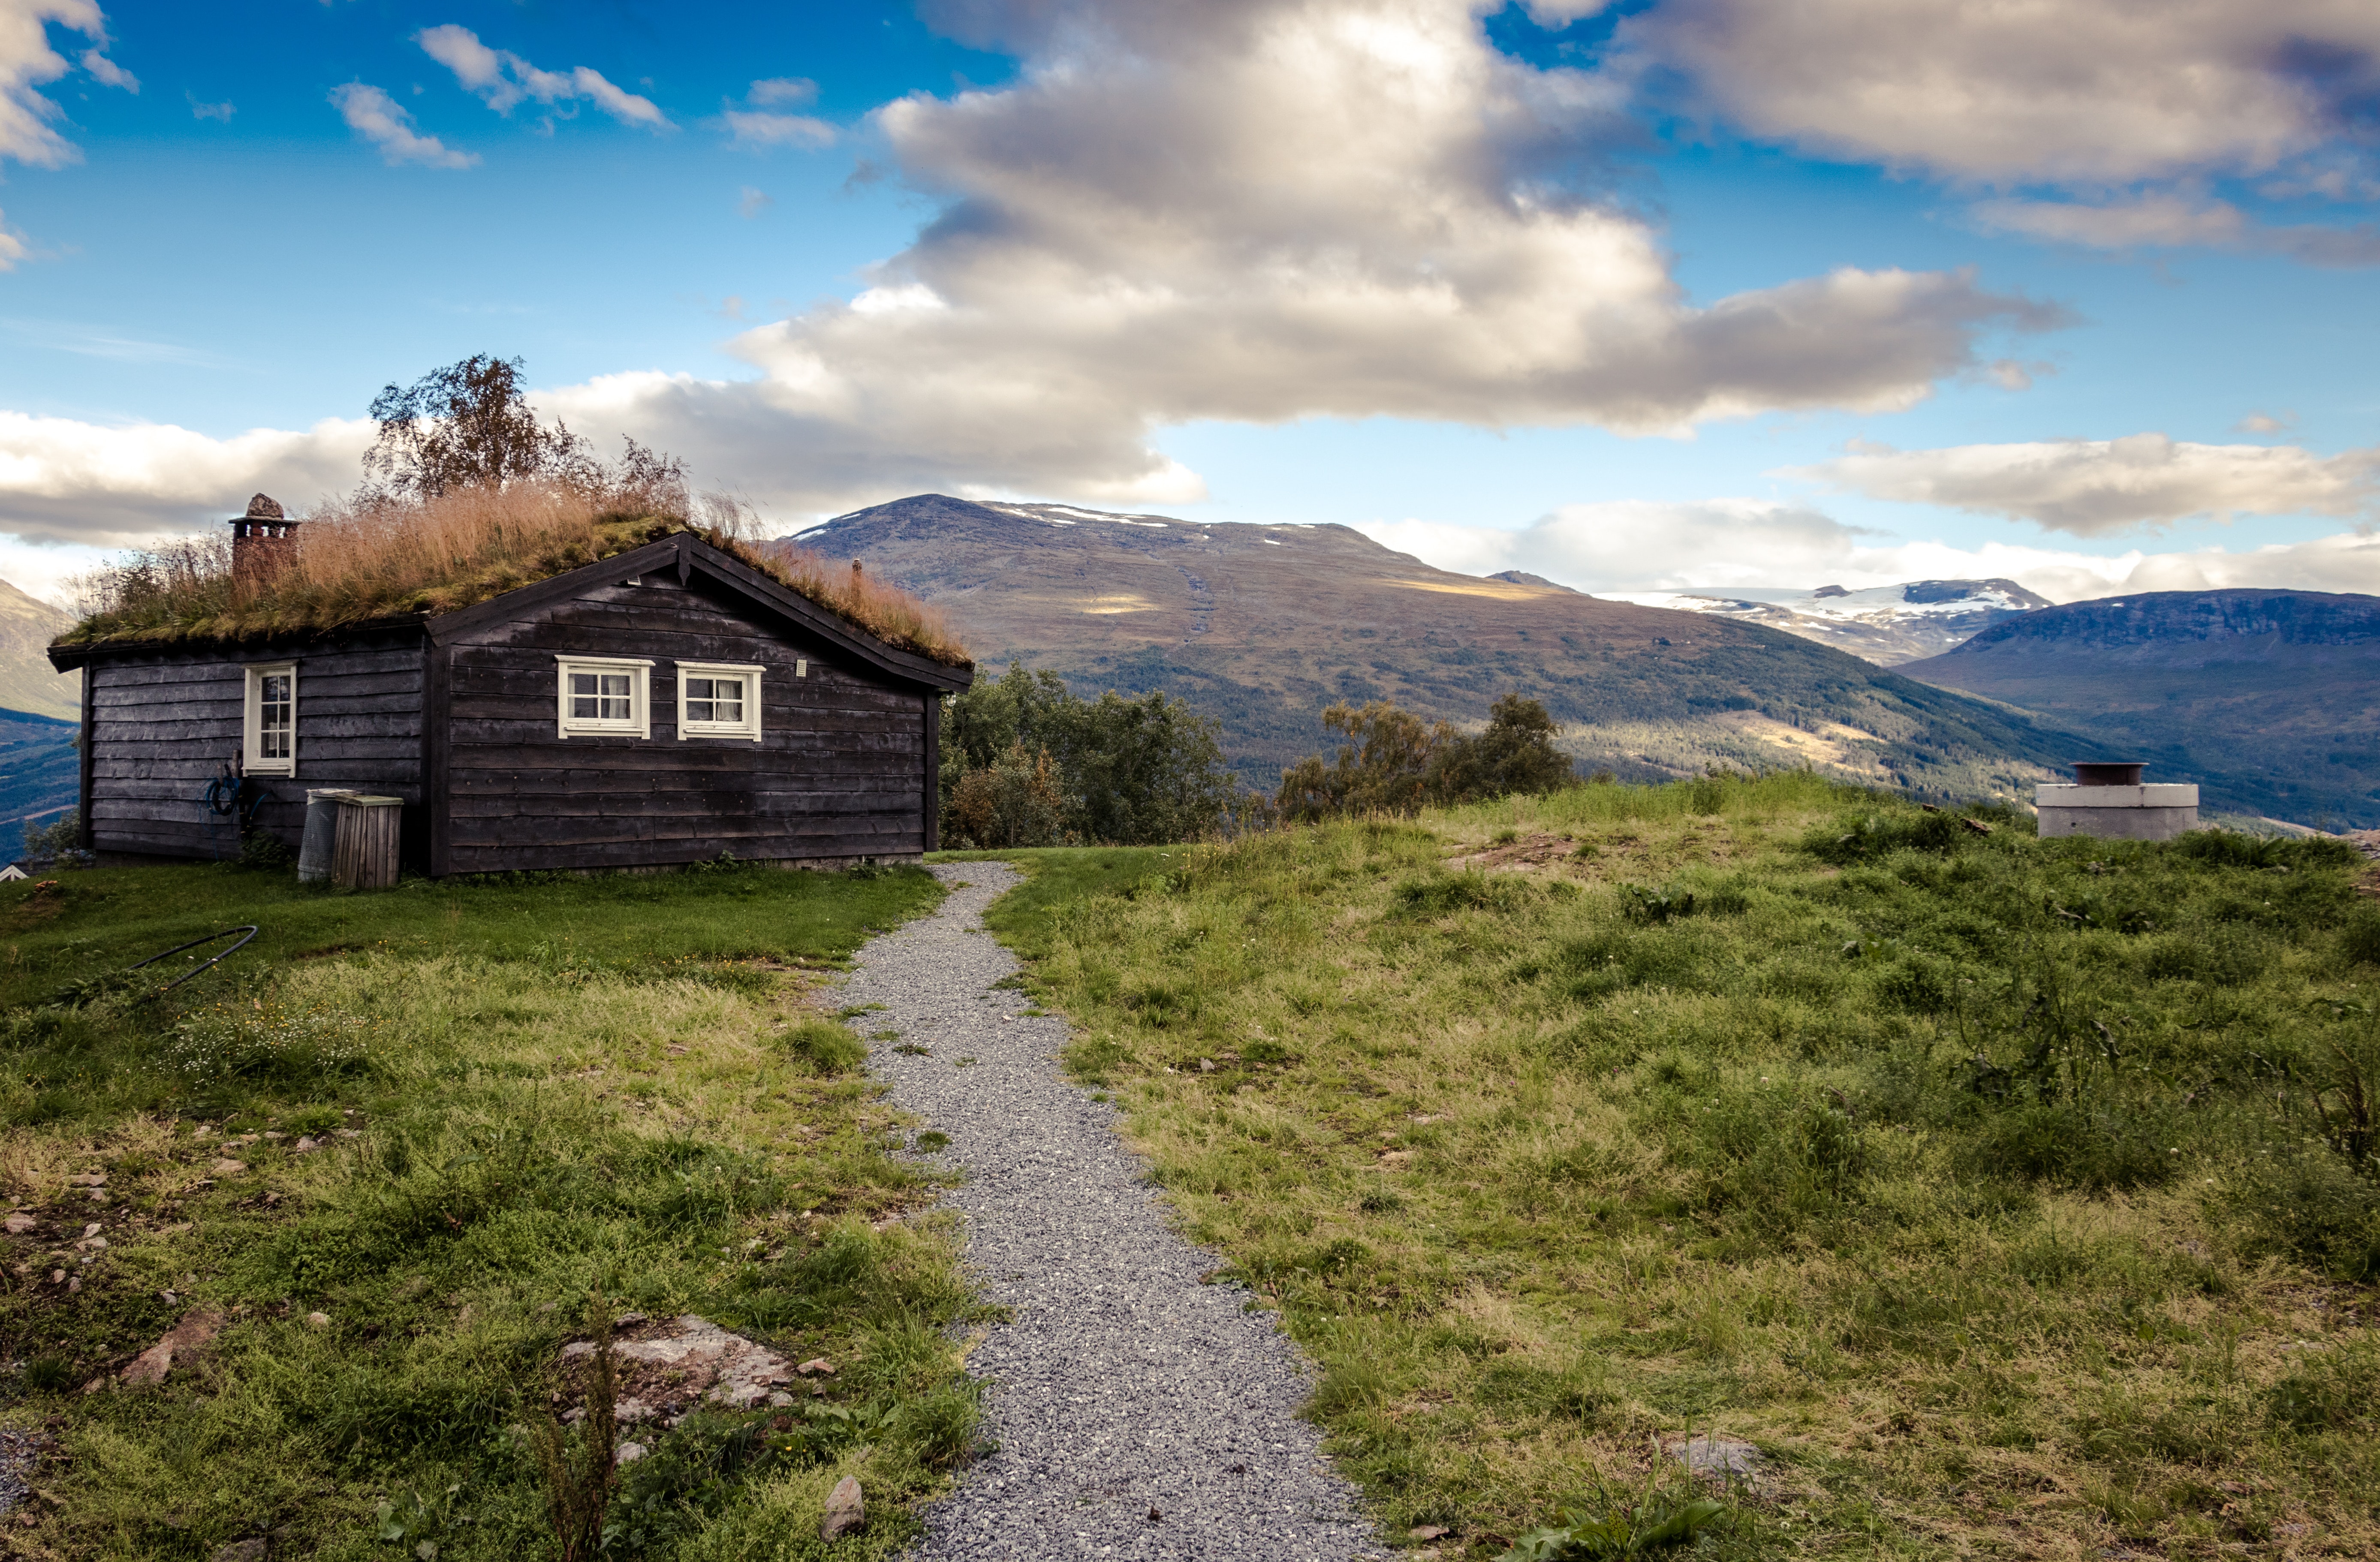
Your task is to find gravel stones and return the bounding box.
[847,864,1380,1562]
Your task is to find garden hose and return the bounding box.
[125,925,261,999]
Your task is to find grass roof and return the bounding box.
[57,481,970,668]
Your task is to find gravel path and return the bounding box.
[844,864,1381,1562]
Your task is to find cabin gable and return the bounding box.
[431,559,940,875]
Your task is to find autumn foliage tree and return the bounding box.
[1274,693,1576,823]
[365,353,599,496]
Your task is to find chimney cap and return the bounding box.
[244,494,285,520]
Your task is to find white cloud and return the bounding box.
[722,109,835,150]
[0,0,132,169]
[76,45,130,91]
[416,24,669,129]
[1604,0,2380,187]
[0,410,374,548]
[0,209,25,270]
[1789,435,2380,536]
[330,83,477,169]
[186,91,232,122]
[737,185,772,218]
[1354,502,2380,604]
[1973,194,2380,268]
[2235,411,2291,435]
[747,78,817,108]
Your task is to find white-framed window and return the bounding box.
[675,660,765,742]
[555,655,653,739]
[244,662,297,775]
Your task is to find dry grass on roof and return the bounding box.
[57,481,970,668]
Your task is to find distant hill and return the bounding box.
[0,709,77,835]
[1604,579,2052,665]
[1900,588,2380,828]
[786,495,2085,798]
[0,579,78,722]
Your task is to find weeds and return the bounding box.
[532,1296,618,1562]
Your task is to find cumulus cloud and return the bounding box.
[1,0,134,169]
[1355,502,2380,604]
[0,411,374,548]
[608,0,2047,505]
[1789,435,2380,535]
[330,83,477,169]
[0,0,2066,527]
[416,24,669,129]
[1597,0,2380,187]
[1973,194,2380,268]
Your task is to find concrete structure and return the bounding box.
[2037,762,2199,841]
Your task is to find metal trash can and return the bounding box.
[332,795,403,891]
[298,790,359,884]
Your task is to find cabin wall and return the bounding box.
[438,574,931,874]
[85,635,425,861]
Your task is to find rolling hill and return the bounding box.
[786,495,2085,799]
[1900,588,2380,828]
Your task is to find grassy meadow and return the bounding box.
[0,861,982,1561]
[962,775,2380,1559]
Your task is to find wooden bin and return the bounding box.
[332,795,403,891]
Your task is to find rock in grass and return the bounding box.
[3,1213,33,1234]
[208,1539,268,1562]
[556,1315,798,1425]
[1664,1433,1760,1479]
[820,1475,864,1541]
[121,1308,227,1386]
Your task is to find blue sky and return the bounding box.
[1,0,2375,605]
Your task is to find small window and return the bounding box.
[676,660,765,742]
[244,662,297,775]
[555,656,652,739]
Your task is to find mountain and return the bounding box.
[1899,589,2380,828]
[786,495,2083,798]
[0,710,78,834]
[0,579,78,721]
[1603,579,2052,665]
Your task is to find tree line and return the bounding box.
[937,665,1580,847]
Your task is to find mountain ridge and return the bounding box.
[785,494,2083,800]
[1900,588,2380,827]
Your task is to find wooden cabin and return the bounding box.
[48,499,972,875]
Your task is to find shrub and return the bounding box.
[940,662,1248,845]
[2342,906,2380,968]
[1277,693,1576,823]
[784,1017,868,1074]
[947,742,1067,848]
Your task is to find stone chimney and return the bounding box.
[231,494,301,584]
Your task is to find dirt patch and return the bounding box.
[1443,833,1576,871]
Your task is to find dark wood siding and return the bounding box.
[440,575,929,873]
[86,635,425,860]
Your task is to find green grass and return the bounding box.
[0,859,982,1560]
[967,775,2380,1559]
